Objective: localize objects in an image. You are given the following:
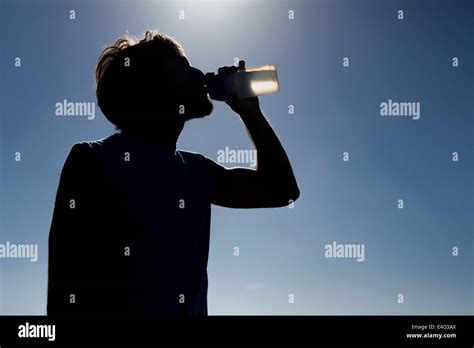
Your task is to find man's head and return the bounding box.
[95,31,213,140]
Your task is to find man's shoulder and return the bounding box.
[64,135,119,169]
[176,149,211,167]
[68,133,120,156]
[69,134,211,167]
[72,134,116,150]
[176,149,206,159]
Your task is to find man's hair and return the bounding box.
[95,31,186,128]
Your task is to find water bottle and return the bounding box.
[204,61,279,101]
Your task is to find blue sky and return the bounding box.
[0,0,472,315]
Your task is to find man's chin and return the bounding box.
[184,97,214,120]
[201,97,214,116]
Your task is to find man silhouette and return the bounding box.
[47,31,300,317]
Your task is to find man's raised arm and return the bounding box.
[207,66,300,208]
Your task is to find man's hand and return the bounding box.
[218,61,260,115]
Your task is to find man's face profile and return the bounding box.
[159,55,214,121]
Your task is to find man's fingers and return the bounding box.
[218,66,239,75]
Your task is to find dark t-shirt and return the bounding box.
[47,132,211,317]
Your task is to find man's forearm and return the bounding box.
[238,108,299,197]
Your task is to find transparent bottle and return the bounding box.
[204,64,279,101]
